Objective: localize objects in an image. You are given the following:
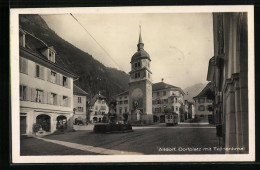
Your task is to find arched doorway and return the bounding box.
[93,117,97,123]
[36,114,51,132]
[56,115,67,130]
[102,117,107,123]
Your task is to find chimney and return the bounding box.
[98,91,101,95]
[161,78,164,82]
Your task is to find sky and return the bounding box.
[41,13,214,89]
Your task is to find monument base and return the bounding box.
[93,123,133,133]
[129,114,153,125]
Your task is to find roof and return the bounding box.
[152,82,185,95]
[20,27,78,78]
[207,56,215,81]
[193,82,214,99]
[89,94,107,106]
[114,90,129,97]
[73,84,88,96]
[131,49,151,62]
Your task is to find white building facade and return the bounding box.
[73,84,88,124]
[19,28,77,135]
[89,93,109,123]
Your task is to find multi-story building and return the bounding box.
[152,81,185,123]
[207,13,249,153]
[89,92,109,123]
[115,91,129,121]
[73,84,88,124]
[19,27,77,135]
[193,82,213,119]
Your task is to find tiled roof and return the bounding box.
[20,28,77,78]
[193,82,213,98]
[152,82,185,95]
[89,94,107,106]
[73,84,88,96]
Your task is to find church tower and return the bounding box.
[128,27,153,124]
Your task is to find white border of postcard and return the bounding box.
[10,5,255,163]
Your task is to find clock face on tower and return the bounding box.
[131,88,143,98]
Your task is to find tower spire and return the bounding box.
[137,25,144,51]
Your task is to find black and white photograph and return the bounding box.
[10,6,255,163]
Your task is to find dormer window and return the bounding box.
[19,30,26,48]
[48,50,55,63]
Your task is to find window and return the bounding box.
[156,100,160,104]
[95,106,98,110]
[125,96,127,99]
[50,71,57,83]
[19,57,28,74]
[135,72,140,78]
[35,89,43,103]
[124,107,127,113]
[78,107,83,112]
[119,101,123,104]
[164,99,168,103]
[207,99,212,103]
[63,76,68,87]
[199,98,205,103]
[78,97,81,103]
[50,93,57,105]
[48,50,55,63]
[176,106,178,111]
[199,105,205,111]
[124,100,128,104]
[98,100,101,104]
[19,85,26,100]
[175,98,177,103]
[148,62,150,68]
[135,63,138,68]
[36,65,40,78]
[119,108,122,114]
[163,91,166,96]
[157,92,160,96]
[62,96,68,106]
[95,111,97,115]
[138,62,141,67]
[148,73,150,78]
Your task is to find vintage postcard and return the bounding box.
[10,5,255,163]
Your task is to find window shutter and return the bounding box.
[31,88,36,102]
[68,97,71,107]
[57,73,60,85]
[40,66,45,80]
[43,91,47,104]
[26,87,31,101]
[60,95,64,106]
[47,92,51,104]
[67,78,71,89]
[24,59,28,74]
[60,74,63,86]
[57,95,61,106]
[47,69,51,82]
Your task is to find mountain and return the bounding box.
[19,14,129,101]
[183,83,208,102]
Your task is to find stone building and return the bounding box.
[152,81,185,123]
[206,12,249,153]
[73,84,88,124]
[193,83,214,119]
[89,92,109,123]
[115,91,129,121]
[19,27,77,135]
[128,28,153,124]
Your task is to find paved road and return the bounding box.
[21,123,224,155]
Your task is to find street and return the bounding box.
[20,122,224,155]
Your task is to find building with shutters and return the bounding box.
[115,91,129,121]
[193,82,214,119]
[19,27,78,135]
[152,81,185,123]
[89,92,109,123]
[73,84,88,125]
